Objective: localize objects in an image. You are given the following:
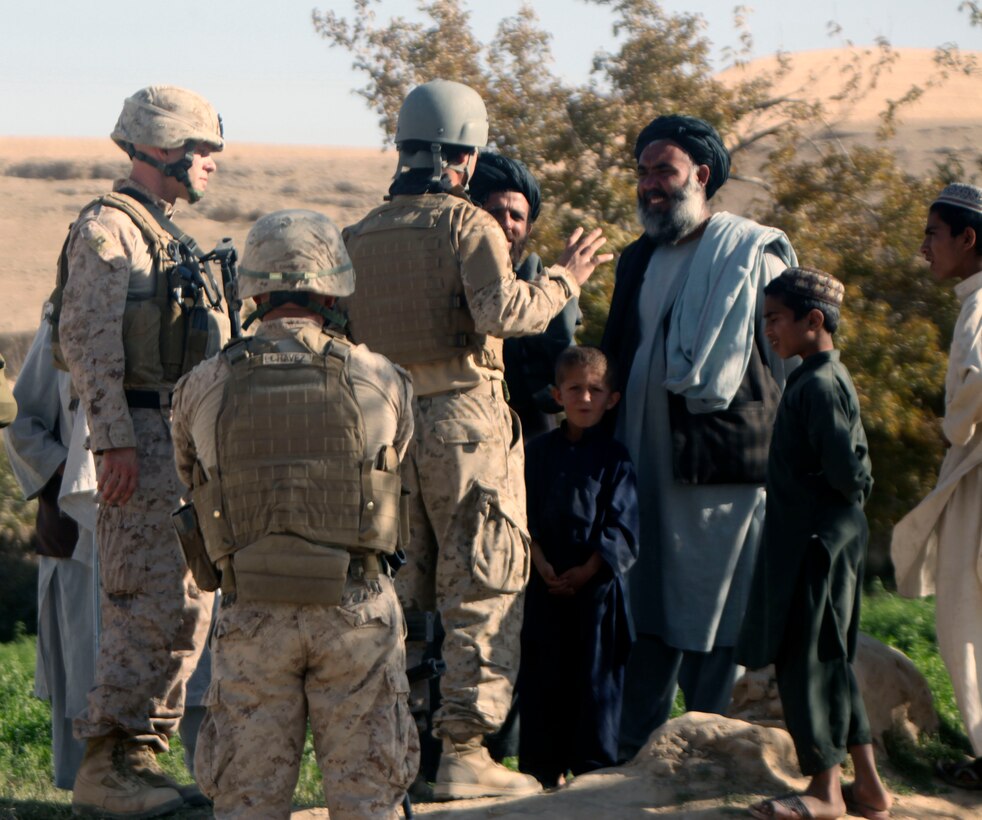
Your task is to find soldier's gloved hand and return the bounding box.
[556,227,614,286]
[97,447,139,506]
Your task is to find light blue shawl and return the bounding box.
[664,212,797,412]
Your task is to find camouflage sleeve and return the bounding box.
[350,346,415,461]
[392,363,414,460]
[171,357,227,489]
[60,212,136,451]
[455,206,580,339]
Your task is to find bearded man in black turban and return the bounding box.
[470,152,579,441]
[600,114,800,759]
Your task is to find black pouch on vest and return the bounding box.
[668,335,780,485]
[172,502,222,592]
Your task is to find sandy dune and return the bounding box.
[1,47,980,348]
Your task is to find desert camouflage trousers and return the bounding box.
[74,409,213,751]
[195,574,418,820]
[398,380,531,739]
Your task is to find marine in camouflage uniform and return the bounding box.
[171,209,419,819]
[343,79,611,800]
[469,151,580,443]
[60,86,227,818]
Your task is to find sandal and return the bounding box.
[749,793,813,819]
[936,757,982,791]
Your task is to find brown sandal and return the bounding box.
[749,793,813,819]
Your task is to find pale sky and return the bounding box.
[3,0,980,147]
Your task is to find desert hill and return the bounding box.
[1,47,980,348]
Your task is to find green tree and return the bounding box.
[313,0,982,576]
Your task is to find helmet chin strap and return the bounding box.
[242,291,347,331]
[442,147,474,190]
[124,142,202,203]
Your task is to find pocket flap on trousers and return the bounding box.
[433,418,494,445]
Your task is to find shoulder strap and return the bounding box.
[114,187,222,304]
[96,191,176,258]
[114,186,204,258]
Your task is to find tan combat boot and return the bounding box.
[432,735,542,800]
[123,742,211,808]
[72,732,184,819]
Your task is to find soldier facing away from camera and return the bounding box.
[343,78,611,799]
[171,209,418,819]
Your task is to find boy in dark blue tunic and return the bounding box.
[518,346,639,787]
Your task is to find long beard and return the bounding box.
[636,172,704,245]
[509,233,529,267]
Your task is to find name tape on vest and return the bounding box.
[261,352,315,366]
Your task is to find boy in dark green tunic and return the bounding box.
[737,268,891,820]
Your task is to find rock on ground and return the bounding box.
[293,712,982,818]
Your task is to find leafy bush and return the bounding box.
[314,0,982,579]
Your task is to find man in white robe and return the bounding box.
[4,310,99,789]
[892,183,982,787]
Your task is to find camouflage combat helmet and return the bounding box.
[111,85,223,203]
[239,209,355,301]
[395,80,489,184]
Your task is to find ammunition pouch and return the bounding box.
[190,478,237,564]
[360,445,404,553]
[50,190,226,382]
[233,534,351,606]
[172,502,221,592]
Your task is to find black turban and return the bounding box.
[633,114,731,200]
[469,151,542,221]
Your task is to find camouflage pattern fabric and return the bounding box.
[343,193,578,398]
[398,383,529,738]
[62,178,216,751]
[73,409,213,750]
[173,317,416,817]
[195,578,417,819]
[60,178,173,450]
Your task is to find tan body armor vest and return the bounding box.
[194,329,402,585]
[50,192,224,387]
[343,194,486,365]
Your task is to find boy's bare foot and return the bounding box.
[842,781,892,818]
[748,792,846,819]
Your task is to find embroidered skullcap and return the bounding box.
[775,266,844,307]
[933,183,982,215]
[633,114,731,199]
[469,152,541,222]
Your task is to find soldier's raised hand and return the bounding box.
[556,227,614,286]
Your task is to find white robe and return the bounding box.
[3,312,99,788]
[892,268,982,753]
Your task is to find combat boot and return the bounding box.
[72,732,184,819]
[123,742,212,808]
[432,735,542,800]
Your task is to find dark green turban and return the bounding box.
[634,114,730,199]
[469,151,542,221]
